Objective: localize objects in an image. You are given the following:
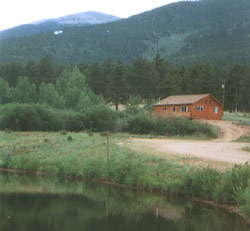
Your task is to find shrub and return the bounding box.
[125,113,217,137]
[237,183,250,217]
[114,118,129,132]
[0,104,40,131]
[216,163,250,204]
[183,167,221,200]
[63,111,86,132]
[153,116,180,136]
[33,104,64,131]
[127,113,154,134]
[84,105,118,132]
[0,103,64,131]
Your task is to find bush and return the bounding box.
[114,118,129,132]
[63,111,86,132]
[0,104,40,131]
[84,105,118,132]
[183,167,221,200]
[33,104,64,131]
[216,163,250,204]
[153,116,179,136]
[0,103,64,131]
[237,184,250,217]
[125,114,216,137]
[127,113,154,134]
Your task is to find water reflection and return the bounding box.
[0,172,249,231]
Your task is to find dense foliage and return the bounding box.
[124,114,217,138]
[0,66,102,111]
[1,55,250,112]
[0,103,216,138]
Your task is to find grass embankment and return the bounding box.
[0,131,250,218]
[243,147,250,152]
[223,112,250,124]
[236,135,250,152]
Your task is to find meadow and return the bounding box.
[223,112,250,123]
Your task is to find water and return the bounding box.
[0,172,249,231]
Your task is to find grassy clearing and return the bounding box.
[114,132,215,141]
[236,136,250,143]
[0,131,250,218]
[223,112,250,123]
[242,147,250,152]
[0,131,188,189]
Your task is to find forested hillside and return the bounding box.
[0,0,250,66]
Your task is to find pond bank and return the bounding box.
[0,131,250,221]
[1,171,249,231]
[0,167,248,224]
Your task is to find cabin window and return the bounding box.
[181,106,188,112]
[163,106,167,112]
[172,106,177,112]
[210,100,212,104]
[205,99,208,103]
[214,107,218,114]
[197,106,204,111]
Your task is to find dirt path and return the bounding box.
[207,120,249,142]
[124,121,250,168]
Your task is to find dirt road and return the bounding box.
[124,121,250,167]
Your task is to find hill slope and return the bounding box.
[0,11,120,40]
[0,0,249,66]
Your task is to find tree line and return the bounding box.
[0,54,250,112]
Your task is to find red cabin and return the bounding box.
[153,94,223,120]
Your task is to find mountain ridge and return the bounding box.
[32,11,120,25]
[0,11,120,40]
[0,0,249,66]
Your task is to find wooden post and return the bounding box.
[235,87,238,116]
[107,131,109,161]
[222,78,226,107]
[105,202,109,217]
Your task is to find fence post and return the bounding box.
[107,131,109,161]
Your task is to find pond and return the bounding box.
[0,172,249,231]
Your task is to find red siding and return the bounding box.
[154,95,223,120]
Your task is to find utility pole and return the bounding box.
[235,87,238,116]
[222,78,226,107]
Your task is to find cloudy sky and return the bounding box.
[0,0,182,31]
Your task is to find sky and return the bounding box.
[0,0,182,31]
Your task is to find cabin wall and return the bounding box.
[153,95,223,120]
[153,105,191,118]
[192,95,222,120]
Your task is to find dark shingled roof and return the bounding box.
[154,94,210,106]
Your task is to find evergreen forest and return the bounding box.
[0,55,249,113]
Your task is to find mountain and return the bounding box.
[46,11,120,25]
[0,11,120,40]
[0,0,250,66]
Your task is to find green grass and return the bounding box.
[1,131,250,218]
[236,136,250,143]
[113,132,215,140]
[223,112,250,123]
[242,146,250,152]
[0,131,188,189]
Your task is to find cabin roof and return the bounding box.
[153,94,211,106]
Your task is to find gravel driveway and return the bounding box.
[126,121,250,165]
